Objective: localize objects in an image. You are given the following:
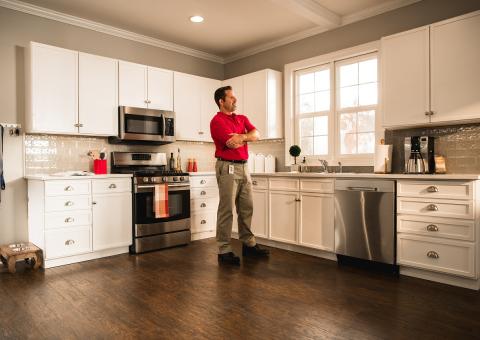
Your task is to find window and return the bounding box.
[292,50,378,165]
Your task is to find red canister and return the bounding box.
[93,159,107,174]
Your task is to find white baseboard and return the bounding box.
[44,246,129,268]
[191,230,216,241]
[400,267,480,290]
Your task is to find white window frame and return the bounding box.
[284,41,382,167]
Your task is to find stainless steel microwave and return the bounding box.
[109,106,175,144]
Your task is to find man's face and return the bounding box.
[220,90,237,113]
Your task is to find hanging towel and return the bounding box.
[0,126,5,203]
[154,184,169,218]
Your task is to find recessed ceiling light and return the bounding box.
[190,15,204,23]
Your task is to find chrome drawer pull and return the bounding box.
[65,239,75,246]
[426,204,438,211]
[64,186,73,191]
[427,251,439,259]
[65,201,74,207]
[200,190,206,195]
[198,131,204,135]
[65,217,74,223]
[200,180,206,184]
[252,180,258,185]
[109,183,117,189]
[200,203,206,208]
[201,220,206,224]
[427,186,439,193]
[426,224,439,232]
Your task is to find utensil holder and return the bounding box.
[93,159,107,174]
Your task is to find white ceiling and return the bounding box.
[6,0,421,62]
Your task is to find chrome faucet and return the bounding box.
[338,161,342,173]
[319,159,329,173]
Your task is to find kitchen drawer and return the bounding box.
[190,176,217,188]
[191,197,219,213]
[45,180,91,196]
[45,225,92,259]
[269,178,299,191]
[397,197,474,219]
[191,211,216,233]
[190,187,218,199]
[45,210,92,229]
[251,177,268,190]
[45,195,91,212]
[92,178,131,194]
[397,234,475,278]
[398,215,475,241]
[300,179,334,193]
[397,180,474,200]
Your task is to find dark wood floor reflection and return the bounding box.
[1,238,479,339]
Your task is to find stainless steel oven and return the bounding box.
[109,106,175,144]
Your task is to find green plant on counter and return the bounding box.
[289,145,301,164]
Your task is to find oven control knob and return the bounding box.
[162,176,168,182]
[143,177,149,183]
[150,177,156,183]
[180,176,184,181]
[173,177,178,182]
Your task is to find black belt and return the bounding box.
[217,158,247,164]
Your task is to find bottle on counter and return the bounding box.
[176,148,182,171]
[193,159,198,172]
[187,159,193,172]
[169,152,175,171]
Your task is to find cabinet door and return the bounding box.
[299,193,334,251]
[199,77,221,142]
[147,66,173,110]
[251,189,268,238]
[119,61,147,108]
[269,191,297,243]
[28,43,78,134]
[78,53,118,136]
[174,72,202,140]
[92,193,132,251]
[222,76,244,114]
[381,27,430,127]
[243,70,267,138]
[430,13,480,123]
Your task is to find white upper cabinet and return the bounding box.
[174,72,221,142]
[381,27,430,128]
[78,52,118,136]
[224,69,282,140]
[27,42,78,134]
[430,12,480,123]
[119,61,173,110]
[382,11,480,128]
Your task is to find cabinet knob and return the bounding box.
[144,100,148,103]
[65,239,75,246]
[92,201,97,205]
[426,204,438,211]
[109,183,117,189]
[64,201,74,207]
[427,251,439,259]
[200,220,206,224]
[426,186,439,193]
[65,217,74,223]
[200,180,206,184]
[64,186,74,191]
[200,190,206,195]
[200,203,206,208]
[198,131,204,135]
[426,224,439,232]
[252,180,258,185]
[424,111,430,116]
[295,198,301,202]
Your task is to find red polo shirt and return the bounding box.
[210,112,256,161]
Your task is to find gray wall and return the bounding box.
[224,0,480,77]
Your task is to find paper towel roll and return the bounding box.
[374,144,392,173]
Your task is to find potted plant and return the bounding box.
[289,145,301,172]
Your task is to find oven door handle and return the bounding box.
[162,114,165,138]
[135,185,189,193]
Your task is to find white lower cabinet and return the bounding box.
[299,193,334,251]
[269,190,298,243]
[251,189,268,238]
[190,175,218,239]
[27,177,132,268]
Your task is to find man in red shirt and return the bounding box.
[211,86,270,265]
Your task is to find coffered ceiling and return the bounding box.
[3,0,421,62]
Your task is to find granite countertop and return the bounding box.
[250,172,480,180]
[25,173,133,180]
[188,172,215,176]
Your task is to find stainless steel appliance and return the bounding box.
[111,152,190,254]
[404,136,435,174]
[109,106,175,144]
[334,179,396,265]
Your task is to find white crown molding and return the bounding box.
[269,0,341,26]
[224,0,422,63]
[0,0,225,64]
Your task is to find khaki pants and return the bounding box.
[215,160,256,254]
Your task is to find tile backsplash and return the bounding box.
[385,122,480,174]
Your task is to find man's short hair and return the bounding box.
[214,86,232,108]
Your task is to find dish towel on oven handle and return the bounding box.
[154,183,169,218]
[0,125,5,203]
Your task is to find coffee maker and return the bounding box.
[404,136,435,174]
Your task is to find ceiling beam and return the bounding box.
[270,0,341,27]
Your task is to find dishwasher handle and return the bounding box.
[346,186,378,192]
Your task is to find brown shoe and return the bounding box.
[242,244,270,257]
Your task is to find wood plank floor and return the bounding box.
[1,238,479,339]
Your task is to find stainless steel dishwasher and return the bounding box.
[334,179,396,265]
